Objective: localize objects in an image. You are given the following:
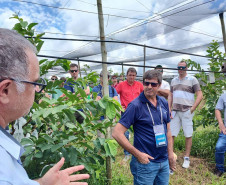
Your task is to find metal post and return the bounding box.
[143,45,146,75]
[219,13,226,53]
[77,58,82,77]
[97,0,111,184]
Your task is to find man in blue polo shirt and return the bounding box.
[64,63,90,124]
[113,70,176,185]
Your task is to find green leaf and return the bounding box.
[23,146,34,156]
[40,144,53,152]
[51,143,64,152]
[106,139,118,156]
[106,102,116,119]
[20,138,34,146]
[23,154,33,167]
[98,100,105,109]
[69,148,78,165]
[77,87,86,98]
[104,143,111,156]
[34,151,43,158]
[20,20,28,28]
[27,23,38,31]
[43,135,54,144]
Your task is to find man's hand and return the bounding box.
[137,152,154,164]
[96,96,102,101]
[219,124,226,135]
[37,158,90,185]
[168,153,176,171]
[190,106,195,114]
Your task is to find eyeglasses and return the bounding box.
[0,77,47,93]
[177,66,186,70]
[51,78,57,81]
[70,70,78,73]
[143,81,159,87]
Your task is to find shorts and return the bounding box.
[170,109,194,137]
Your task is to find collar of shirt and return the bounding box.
[0,126,25,161]
[139,92,161,107]
[176,75,188,81]
[125,80,136,86]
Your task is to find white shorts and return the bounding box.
[170,110,194,138]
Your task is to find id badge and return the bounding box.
[153,124,167,147]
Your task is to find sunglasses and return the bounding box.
[70,70,78,73]
[143,81,159,87]
[156,69,163,72]
[51,78,57,81]
[177,66,186,70]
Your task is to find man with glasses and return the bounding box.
[169,60,203,169]
[64,63,90,124]
[0,28,89,185]
[113,70,176,185]
[64,63,90,95]
[155,65,170,99]
[214,62,226,177]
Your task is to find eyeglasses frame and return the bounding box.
[0,77,47,93]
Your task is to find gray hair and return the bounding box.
[0,28,37,92]
[143,70,162,84]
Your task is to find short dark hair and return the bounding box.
[143,70,162,84]
[155,65,163,69]
[178,60,187,67]
[70,63,78,68]
[60,77,66,81]
[51,75,58,80]
[127,67,137,75]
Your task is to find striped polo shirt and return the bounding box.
[170,75,201,111]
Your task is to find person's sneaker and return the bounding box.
[214,168,224,177]
[169,169,174,175]
[123,155,130,162]
[182,157,190,168]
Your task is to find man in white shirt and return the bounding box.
[155,65,170,99]
[0,28,89,185]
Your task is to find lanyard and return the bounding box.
[146,103,163,126]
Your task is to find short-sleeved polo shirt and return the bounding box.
[116,80,143,109]
[0,126,39,185]
[119,92,171,163]
[216,93,226,127]
[170,75,201,111]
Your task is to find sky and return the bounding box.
[0,0,226,78]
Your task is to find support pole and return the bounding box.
[77,58,82,77]
[97,0,111,184]
[219,13,226,53]
[143,45,146,75]
[122,63,124,79]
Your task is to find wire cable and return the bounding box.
[30,36,226,61]
[12,0,146,21]
[37,54,225,74]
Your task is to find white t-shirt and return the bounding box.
[160,80,170,90]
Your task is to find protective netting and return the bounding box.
[63,0,226,63]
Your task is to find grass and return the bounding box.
[111,126,226,185]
